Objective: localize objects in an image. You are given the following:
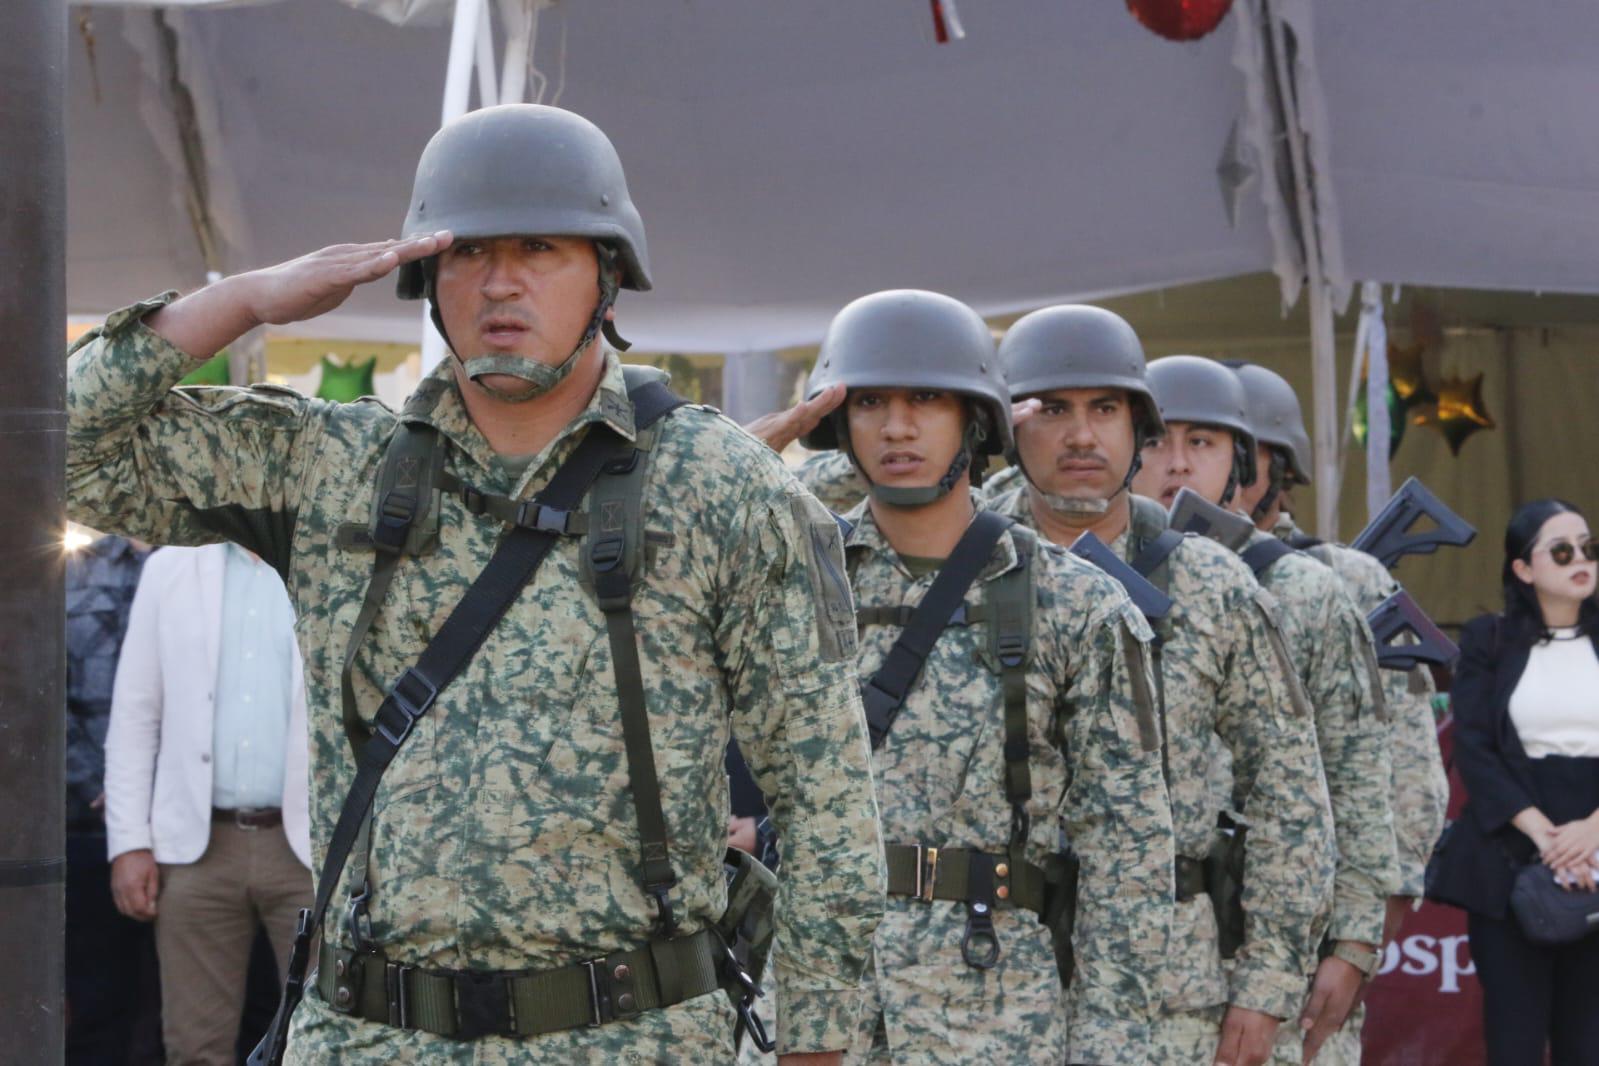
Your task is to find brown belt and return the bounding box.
[213,807,283,830]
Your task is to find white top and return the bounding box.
[1508,627,1599,758]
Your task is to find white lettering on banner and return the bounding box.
[1379,933,1477,993]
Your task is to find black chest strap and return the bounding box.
[1129,528,1184,583]
[859,509,1012,750]
[1240,537,1296,580]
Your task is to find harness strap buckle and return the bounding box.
[385,962,414,1029]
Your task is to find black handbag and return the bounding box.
[1509,863,1599,946]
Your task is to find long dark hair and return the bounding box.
[1500,497,1599,643]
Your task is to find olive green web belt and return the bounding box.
[884,844,1050,916]
[316,928,724,1040]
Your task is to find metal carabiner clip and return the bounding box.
[343,880,376,953]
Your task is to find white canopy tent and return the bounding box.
[64,0,1599,534]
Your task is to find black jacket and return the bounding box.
[1430,614,1599,917]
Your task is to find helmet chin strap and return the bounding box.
[429,245,632,404]
[840,414,979,509]
[1250,451,1288,522]
[1010,441,1139,518]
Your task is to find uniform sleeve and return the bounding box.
[1059,595,1174,1064]
[1386,669,1449,896]
[1301,583,1399,946]
[66,296,320,572]
[1215,587,1337,1019]
[716,478,885,1055]
[792,451,870,515]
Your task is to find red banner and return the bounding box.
[1361,715,1486,1064]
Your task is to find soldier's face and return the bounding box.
[845,388,968,490]
[1133,421,1235,507]
[433,235,604,381]
[1233,443,1278,518]
[1013,388,1136,503]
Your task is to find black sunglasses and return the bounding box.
[1534,537,1599,567]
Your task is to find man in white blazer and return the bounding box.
[105,543,311,1065]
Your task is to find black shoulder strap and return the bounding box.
[252,383,686,1066]
[1130,528,1184,584]
[1287,532,1322,551]
[1240,537,1295,579]
[861,509,1012,750]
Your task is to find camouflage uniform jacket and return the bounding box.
[65,296,887,1063]
[1274,515,1449,898]
[794,450,870,515]
[988,485,1336,1023]
[841,500,1172,1064]
[1242,528,1399,946]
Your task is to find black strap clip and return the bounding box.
[373,668,438,747]
[514,501,574,535]
[962,899,1001,970]
[452,969,513,1040]
[372,490,418,553]
[997,632,1027,669]
[715,928,776,1055]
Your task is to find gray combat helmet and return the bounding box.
[396,104,650,297]
[1231,363,1312,484]
[998,304,1164,443]
[1145,354,1259,493]
[803,289,1009,507]
[396,105,649,402]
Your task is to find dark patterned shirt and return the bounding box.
[65,535,148,829]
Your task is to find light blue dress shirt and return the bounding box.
[211,544,296,810]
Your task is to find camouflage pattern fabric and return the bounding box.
[794,450,871,514]
[1242,529,1399,947]
[66,295,886,1064]
[840,501,1172,1065]
[1273,514,1449,900]
[1243,529,1398,1066]
[988,485,1336,1039]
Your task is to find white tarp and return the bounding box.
[65,0,1599,351]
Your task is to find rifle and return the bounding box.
[1167,487,1256,552]
[1367,589,1459,671]
[1351,477,1476,571]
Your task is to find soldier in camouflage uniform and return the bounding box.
[1137,356,1400,1065]
[980,306,1335,1066]
[1228,363,1450,1065]
[65,104,885,1065]
[799,290,1173,1065]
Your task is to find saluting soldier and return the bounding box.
[1228,363,1451,1065]
[65,104,885,1065]
[797,290,1173,1064]
[979,306,1336,1066]
[1136,356,1399,1065]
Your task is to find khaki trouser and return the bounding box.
[154,820,310,1065]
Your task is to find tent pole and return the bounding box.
[0,0,67,1055]
[1263,1,1341,539]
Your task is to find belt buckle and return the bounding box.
[918,846,939,903]
[581,958,608,1028]
[386,962,414,1029]
[235,808,261,831]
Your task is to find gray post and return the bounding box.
[720,350,788,425]
[0,0,68,1060]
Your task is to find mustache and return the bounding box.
[475,303,535,330]
[1054,450,1108,468]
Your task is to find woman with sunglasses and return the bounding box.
[1429,498,1599,1064]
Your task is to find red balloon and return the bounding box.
[1126,0,1235,41]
